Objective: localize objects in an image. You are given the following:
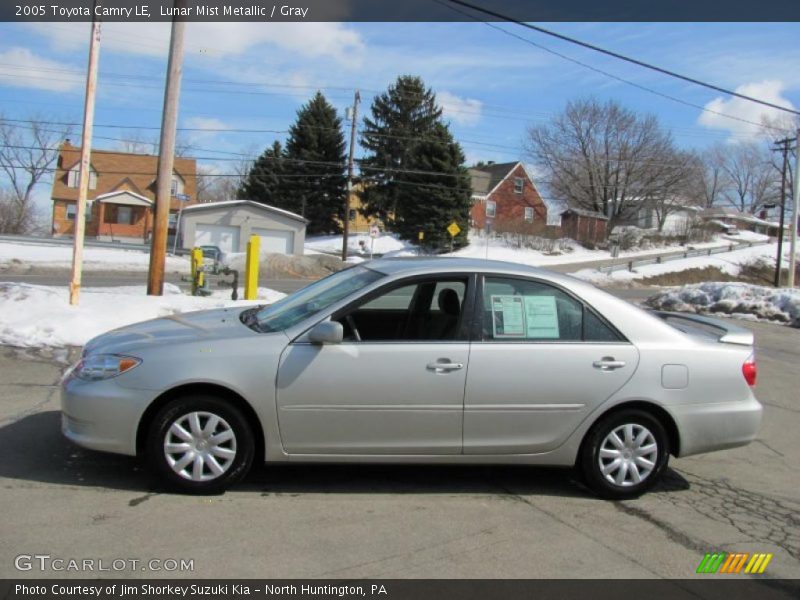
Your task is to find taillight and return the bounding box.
[742,356,757,387]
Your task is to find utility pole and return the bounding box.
[772,137,792,287]
[341,89,360,261]
[789,127,800,288]
[147,0,187,296]
[69,10,101,306]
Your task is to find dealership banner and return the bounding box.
[3,579,800,600]
[2,0,799,22]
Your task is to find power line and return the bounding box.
[442,0,800,118]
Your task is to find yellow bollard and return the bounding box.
[244,234,260,300]
[191,247,204,295]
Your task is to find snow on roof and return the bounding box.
[181,199,307,223]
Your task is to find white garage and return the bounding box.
[194,223,241,253]
[179,200,307,255]
[253,227,294,254]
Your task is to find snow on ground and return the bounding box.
[0,283,285,349]
[723,230,770,243]
[305,233,416,258]
[306,231,737,267]
[646,282,800,327]
[574,243,785,284]
[0,241,189,272]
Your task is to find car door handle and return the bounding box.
[593,357,626,371]
[426,361,464,372]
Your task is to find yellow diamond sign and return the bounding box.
[447,222,461,237]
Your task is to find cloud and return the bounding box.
[698,80,797,140]
[0,47,82,92]
[438,91,483,126]
[27,22,364,65]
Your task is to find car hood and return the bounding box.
[83,307,256,356]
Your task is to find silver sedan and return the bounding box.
[61,258,762,498]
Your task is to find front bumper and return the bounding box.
[670,394,763,457]
[61,373,154,456]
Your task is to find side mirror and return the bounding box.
[307,321,344,344]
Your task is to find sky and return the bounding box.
[0,20,798,211]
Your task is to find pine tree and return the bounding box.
[360,75,443,222]
[394,122,471,251]
[238,141,298,212]
[360,75,469,250]
[284,92,347,234]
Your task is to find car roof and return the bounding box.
[366,257,581,287]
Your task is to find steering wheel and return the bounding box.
[345,315,362,342]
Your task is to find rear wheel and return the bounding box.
[146,395,254,494]
[580,409,669,499]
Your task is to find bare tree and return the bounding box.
[0,115,72,234]
[196,148,256,204]
[645,150,698,232]
[525,98,688,234]
[687,145,729,208]
[116,130,157,154]
[718,142,780,214]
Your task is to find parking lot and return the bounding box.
[0,319,798,583]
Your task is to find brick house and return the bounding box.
[468,161,548,233]
[51,141,197,243]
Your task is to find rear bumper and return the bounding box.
[670,395,763,457]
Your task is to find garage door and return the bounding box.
[194,224,240,253]
[253,227,294,254]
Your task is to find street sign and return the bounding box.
[447,222,461,237]
[369,225,380,239]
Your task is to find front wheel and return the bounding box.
[146,395,255,494]
[580,410,669,499]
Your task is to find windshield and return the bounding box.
[254,265,385,332]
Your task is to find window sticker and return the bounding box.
[490,295,526,338]
[523,296,560,339]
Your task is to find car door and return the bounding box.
[275,275,474,455]
[463,275,639,454]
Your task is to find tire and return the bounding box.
[580,409,669,500]
[146,395,255,494]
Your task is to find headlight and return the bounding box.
[73,354,142,381]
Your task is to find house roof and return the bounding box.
[561,208,609,220]
[95,190,153,207]
[181,199,308,224]
[468,161,522,196]
[52,142,197,211]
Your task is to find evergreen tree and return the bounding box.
[394,122,471,251]
[360,75,442,222]
[284,91,347,234]
[238,141,298,212]
[360,75,469,250]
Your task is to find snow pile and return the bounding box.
[305,233,415,257]
[0,283,286,349]
[646,282,800,327]
[724,230,770,243]
[0,241,189,272]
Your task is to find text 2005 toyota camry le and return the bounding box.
[61,258,762,498]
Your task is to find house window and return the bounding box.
[348,209,357,222]
[486,200,496,218]
[105,205,136,225]
[67,167,97,189]
[524,207,534,222]
[171,174,184,197]
[514,177,524,194]
[65,202,91,221]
